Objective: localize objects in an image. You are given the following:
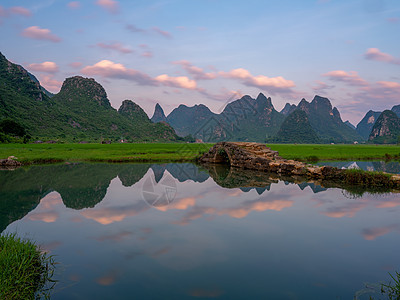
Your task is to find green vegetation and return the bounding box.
[0,53,180,142]
[267,144,400,161]
[1,143,400,165]
[340,169,399,197]
[0,119,31,144]
[369,110,400,144]
[0,143,213,164]
[359,271,400,300]
[269,109,320,143]
[380,272,400,300]
[0,233,56,299]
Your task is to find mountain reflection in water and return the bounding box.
[0,163,332,231]
[1,162,400,299]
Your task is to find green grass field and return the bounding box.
[0,143,399,164]
[267,144,400,161]
[0,143,214,164]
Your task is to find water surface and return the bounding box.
[317,160,400,174]
[1,163,400,299]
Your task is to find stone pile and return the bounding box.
[0,156,22,169]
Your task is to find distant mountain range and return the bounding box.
[152,94,366,143]
[1,50,399,144]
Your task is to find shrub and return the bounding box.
[0,119,26,137]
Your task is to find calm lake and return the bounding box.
[1,163,400,299]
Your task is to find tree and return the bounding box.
[0,119,26,137]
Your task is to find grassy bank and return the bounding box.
[0,233,56,299]
[1,143,400,165]
[0,143,213,164]
[267,144,400,161]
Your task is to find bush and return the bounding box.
[0,119,26,137]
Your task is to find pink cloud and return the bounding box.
[68,1,81,9]
[96,42,133,54]
[81,60,198,90]
[323,70,368,86]
[156,197,196,212]
[141,51,153,58]
[21,26,61,42]
[343,79,400,111]
[81,60,157,85]
[69,61,83,68]
[96,270,119,286]
[219,199,293,219]
[28,61,59,73]
[9,6,32,17]
[152,26,172,39]
[321,202,366,218]
[29,211,59,223]
[155,74,197,90]
[364,48,400,65]
[0,5,5,16]
[40,75,63,93]
[312,80,335,91]
[96,0,119,14]
[81,205,148,225]
[174,197,293,225]
[376,81,400,89]
[220,68,295,94]
[387,17,399,23]
[173,60,217,80]
[198,88,243,103]
[362,226,396,241]
[375,198,400,208]
[0,5,32,19]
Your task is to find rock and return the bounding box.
[0,157,22,169]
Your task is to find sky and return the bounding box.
[1,0,399,125]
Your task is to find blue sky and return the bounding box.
[1,0,399,124]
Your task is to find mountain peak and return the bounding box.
[59,76,111,107]
[256,92,267,102]
[311,95,332,110]
[256,92,273,108]
[274,109,319,143]
[281,103,297,115]
[118,100,150,122]
[356,110,382,140]
[298,98,309,106]
[151,103,167,123]
[369,110,400,143]
[0,51,45,101]
[392,104,400,117]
